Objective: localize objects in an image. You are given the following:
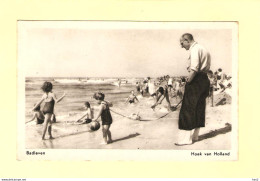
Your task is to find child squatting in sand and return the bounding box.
[32,81,66,140]
[125,90,139,104]
[76,101,94,124]
[28,104,45,125]
[151,84,171,111]
[92,92,113,145]
[28,104,56,125]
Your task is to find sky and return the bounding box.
[18,21,236,78]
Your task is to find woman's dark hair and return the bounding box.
[84,101,91,108]
[218,68,222,72]
[41,81,53,93]
[93,92,105,101]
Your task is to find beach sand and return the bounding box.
[25,94,232,150]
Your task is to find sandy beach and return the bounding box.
[26,93,232,150]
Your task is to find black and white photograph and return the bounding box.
[17,21,238,160]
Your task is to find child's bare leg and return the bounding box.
[42,113,51,140]
[48,121,54,139]
[156,94,161,102]
[101,125,108,144]
[106,125,112,143]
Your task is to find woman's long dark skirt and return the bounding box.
[179,72,210,130]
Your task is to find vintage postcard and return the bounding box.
[17,21,238,161]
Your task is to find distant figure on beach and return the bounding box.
[32,81,66,140]
[217,68,224,82]
[219,74,232,92]
[125,90,139,104]
[179,78,186,99]
[148,79,156,96]
[171,78,184,102]
[136,81,141,93]
[172,78,180,98]
[167,77,174,96]
[151,85,171,111]
[92,92,113,145]
[207,70,215,107]
[28,104,56,124]
[118,79,121,87]
[175,33,210,146]
[216,68,225,90]
[76,101,94,124]
[143,79,149,94]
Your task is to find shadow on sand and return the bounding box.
[196,123,232,142]
[112,132,141,143]
[53,130,93,140]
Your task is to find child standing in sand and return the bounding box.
[136,82,141,93]
[32,81,66,140]
[92,92,113,145]
[125,90,139,104]
[76,102,94,124]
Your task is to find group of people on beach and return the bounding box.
[133,76,186,109]
[207,68,232,92]
[30,82,113,145]
[28,33,232,147]
[206,68,232,106]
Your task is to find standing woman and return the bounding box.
[32,81,66,140]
